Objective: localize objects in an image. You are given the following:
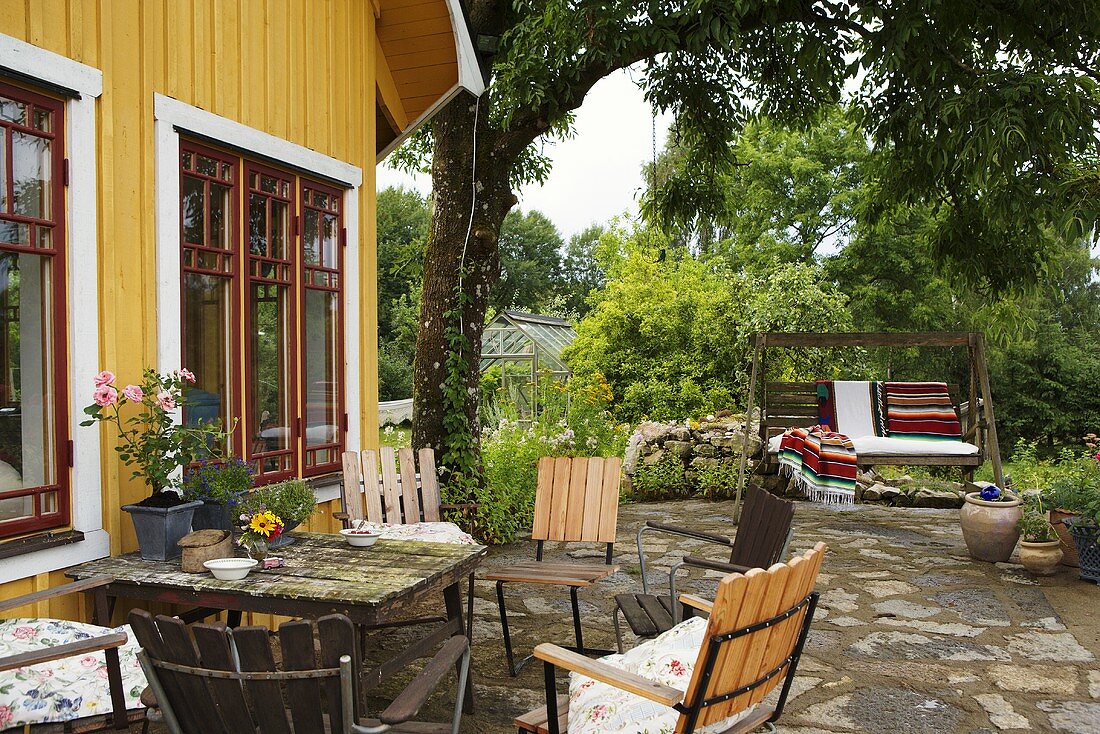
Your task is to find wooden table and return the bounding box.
[69,532,487,710]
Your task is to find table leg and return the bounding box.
[226,610,242,628]
[443,580,475,714]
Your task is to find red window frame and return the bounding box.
[299,179,345,476]
[179,141,243,459]
[244,161,298,484]
[0,80,69,539]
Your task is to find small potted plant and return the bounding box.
[960,482,1022,562]
[1051,445,1100,582]
[81,368,230,560]
[239,479,316,548]
[1049,435,1100,567]
[237,508,283,561]
[1016,494,1063,575]
[183,457,254,531]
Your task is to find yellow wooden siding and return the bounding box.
[0,0,397,617]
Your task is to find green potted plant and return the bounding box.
[1050,445,1100,582]
[1016,494,1062,575]
[1049,434,1100,567]
[183,457,254,531]
[238,479,316,548]
[960,482,1022,562]
[81,368,230,560]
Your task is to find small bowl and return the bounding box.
[340,528,381,547]
[203,558,258,580]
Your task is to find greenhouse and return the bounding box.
[479,311,575,417]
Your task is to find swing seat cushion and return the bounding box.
[768,434,979,456]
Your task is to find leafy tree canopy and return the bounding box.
[492,209,565,313]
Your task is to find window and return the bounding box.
[180,142,241,457]
[179,146,347,482]
[0,81,68,538]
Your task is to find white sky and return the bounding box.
[376,68,675,239]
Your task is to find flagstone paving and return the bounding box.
[137,499,1100,733]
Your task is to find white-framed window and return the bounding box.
[152,94,363,488]
[0,32,106,584]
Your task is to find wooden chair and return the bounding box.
[128,609,470,734]
[0,576,132,731]
[518,543,826,734]
[484,456,623,677]
[613,484,795,651]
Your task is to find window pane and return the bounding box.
[197,155,217,177]
[303,289,338,448]
[248,194,267,256]
[182,272,232,436]
[270,200,288,261]
[0,221,29,247]
[208,183,231,248]
[181,176,205,245]
[322,213,339,268]
[12,132,50,220]
[32,109,51,132]
[302,210,320,264]
[0,496,34,524]
[250,283,291,453]
[0,251,57,490]
[0,97,27,125]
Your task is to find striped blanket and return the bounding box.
[778,425,857,504]
[881,381,962,441]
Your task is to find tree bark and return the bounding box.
[412,91,516,472]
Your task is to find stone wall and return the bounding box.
[622,417,966,508]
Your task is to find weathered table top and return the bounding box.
[68,532,488,625]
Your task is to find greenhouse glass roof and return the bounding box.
[479,311,576,374]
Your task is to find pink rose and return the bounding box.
[177,368,196,383]
[80,655,98,667]
[93,370,115,387]
[155,390,176,410]
[93,384,118,407]
[1094,450,1100,463]
[12,625,36,639]
[122,384,143,403]
[0,704,12,727]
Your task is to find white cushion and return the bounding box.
[567,617,753,733]
[768,434,978,456]
[352,520,477,545]
[0,618,147,729]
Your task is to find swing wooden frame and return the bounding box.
[733,331,1005,517]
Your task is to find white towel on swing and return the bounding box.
[833,381,875,438]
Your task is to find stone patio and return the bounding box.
[139,499,1100,733]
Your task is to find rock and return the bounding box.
[880,486,902,501]
[989,663,1078,694]
[864,580,919,598]
[689,456,722,469]
[669,425,691,442]
[663,440,693,459]
[1005,632,1095,663]
[912,488,964,509]
[694,444,718,458]
[1037,701,1100,732]
[863,483,890,502]
[642,449,666,466]
[975,693,1031,730]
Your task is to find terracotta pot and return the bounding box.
[1050,509,1081,567]
[1019,540,1063,576]
[960,492,1022,563]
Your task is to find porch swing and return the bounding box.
[732,331,1006,515]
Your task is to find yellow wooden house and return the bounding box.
[0,1,483,617]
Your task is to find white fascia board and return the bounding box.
[0,34,103,97]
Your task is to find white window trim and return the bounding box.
[0,34,106,585]
[153,94,363,500]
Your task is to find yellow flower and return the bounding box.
[249,510,282,538]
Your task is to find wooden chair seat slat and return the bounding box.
[485,562,618,586]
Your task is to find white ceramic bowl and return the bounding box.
[203,557,258,580]
[340,528,381,547]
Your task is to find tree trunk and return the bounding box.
[412,91,516,485]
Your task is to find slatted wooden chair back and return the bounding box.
[128,609,358,734]
[728,484,794,570]
[530,456,622,547]
[676,542,826,733]
[341,447,443,525]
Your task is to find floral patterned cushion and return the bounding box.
[0,618,147,729]
[568,616,755,734]
[354,520,477,545]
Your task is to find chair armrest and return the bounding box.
[644,521,732,546]
[377,636,468,725]
[0,575,115,614]
[677,594,713,615]
[533,644,683,707]
[681,556,753,574]
[332,511,350,520]
[0,631,127,673]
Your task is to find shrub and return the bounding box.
[182,457,253,506]
[240,479,317,524]
[629,454,690,501]
[695,461,739,500]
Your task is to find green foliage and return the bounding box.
[240,479,317,524]
[1017,494,1058,542]
[560,225,608,317]
[629,454,690,502]
[1048,455,1100,525]
[182,458,254,506]
[493,209,566,313]
[564,223,859,422]
[695,461,739,500]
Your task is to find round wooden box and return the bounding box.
[178,529,233,573]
